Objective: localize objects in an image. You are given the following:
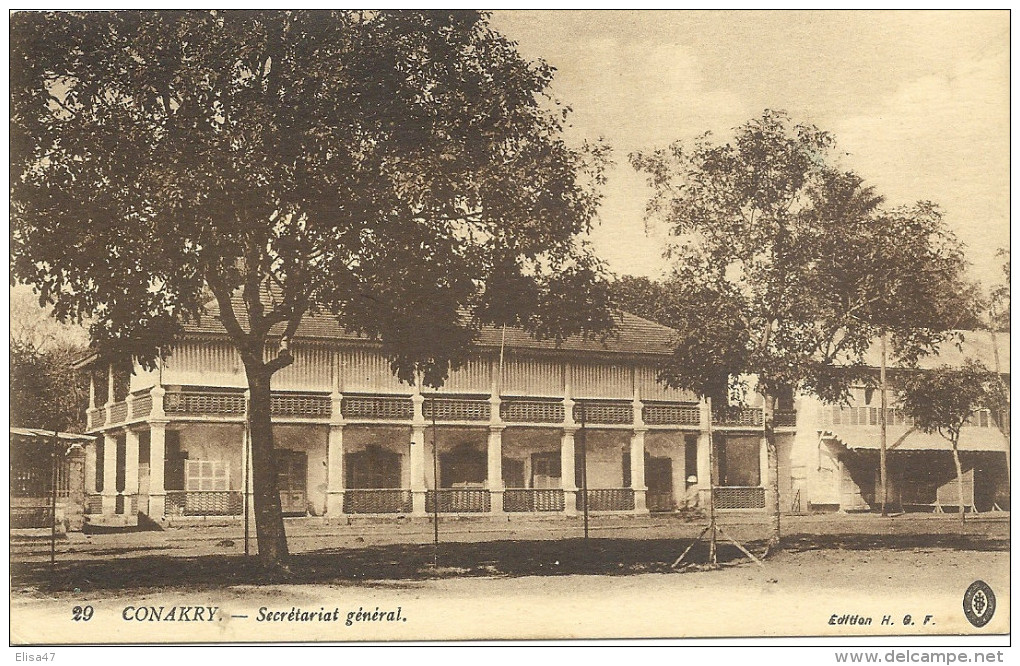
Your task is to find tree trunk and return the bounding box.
[951,440,965,529]
[246,364,290,568]
[879,332,889,516]
[763,393,781,556]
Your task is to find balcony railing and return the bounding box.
[165,490,243,516]
[713,408,763,427]
[343,489,413,514]
[503,488,565,512]
[342,396,413,421]
[164,391,245,415]
[576,488,635,511]
[643,403,701,426]
[714,486,765,510]
[109,401,129,424]
[271,393,331,418]
[85,494,104,514]
[773,409,798,427]
[500,399,565,424]
[87,408,106,430]
[422,397,490,422]
[573,401,633,425]
[131,393,153,419]
[426,488,491,513]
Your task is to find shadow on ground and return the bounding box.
[10,531,1008,597]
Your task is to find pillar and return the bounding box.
[84,439,97,494]
[327,424,345,516]
[630,428,648,513]
[410,424,427,515]
[101,432,117,514]
[487,425,505,514]
[561,426,578,515]
[697,399,712,508]
[147,420,167,519]
[124,428,140,514]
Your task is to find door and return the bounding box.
[646,456,674,512]
[531,452,561,489]
[276,449,307,514]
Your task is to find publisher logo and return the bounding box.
[963,580,995,628]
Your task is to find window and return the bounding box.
[185,460,229,491]
[716,436,760,487]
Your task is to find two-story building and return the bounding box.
[77,296,1008,527]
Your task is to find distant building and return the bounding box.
[75,295,1009,527]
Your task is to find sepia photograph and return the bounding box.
[8,8,1011,656]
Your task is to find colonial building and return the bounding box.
[77,299,1008,527]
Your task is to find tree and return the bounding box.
[631,110,972,553]
[898,360,999,526]
[11,339,89,433]
[989,248,1010,332]
[11,10,614,567]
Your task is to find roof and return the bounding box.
[183,292,678,357]
[825,423,1007,454]
[10,427,94,442]
[860,331,1010,374]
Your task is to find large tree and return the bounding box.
[631,110,972,553]
[11,10,615,567]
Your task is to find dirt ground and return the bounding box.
[9,513,1011,643]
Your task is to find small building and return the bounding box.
[10,427,90,531]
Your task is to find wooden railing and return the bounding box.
[577,488,635,511]
[573,401,633,425]
[87,408,106,430]
[164,490,243,516]
[109,401,129,424]
[426,488,491,513]
[342,396,413,420]
[643,403,701,426]
[713,408,763,427]
[343,489,413,514]
[500,399,565,424]
[714,486,765,510]
[164,391,246,415]
[503,488,564,512]
[132,393,153,419]
[271,393,331,417]
[773,410,798,427]
[85,494,104,515]
[422,397,490,422]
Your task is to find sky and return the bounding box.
[488,10,1010,291]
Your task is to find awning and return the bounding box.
[821,424,1007,453]
[10,427,94,442]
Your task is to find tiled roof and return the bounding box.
[183,294,677,357]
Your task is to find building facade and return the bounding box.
[78,306,1008,527]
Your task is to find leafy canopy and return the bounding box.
[897,360,999,443]
[630,110,974,404]
[11,10,614,385]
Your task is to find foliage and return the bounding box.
[989,248,1010,332]
[898,360,999,443]
[10,339,89,433]
[11,10,615,564]
[630,110,974,405]
[10,10,614,383]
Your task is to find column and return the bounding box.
[84,439,97,494]
[124,428,140,514]
[101,432,117,514]
[410,391,427,515]
[561,425,578,515]
[325,391,345,516]
[630,429,648,513]
[105,364,115,424]
[760,429,772,512]
[630,396,648,513]
[148,420,167,519]
[487,425,505,514]
[697,399,712,508]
